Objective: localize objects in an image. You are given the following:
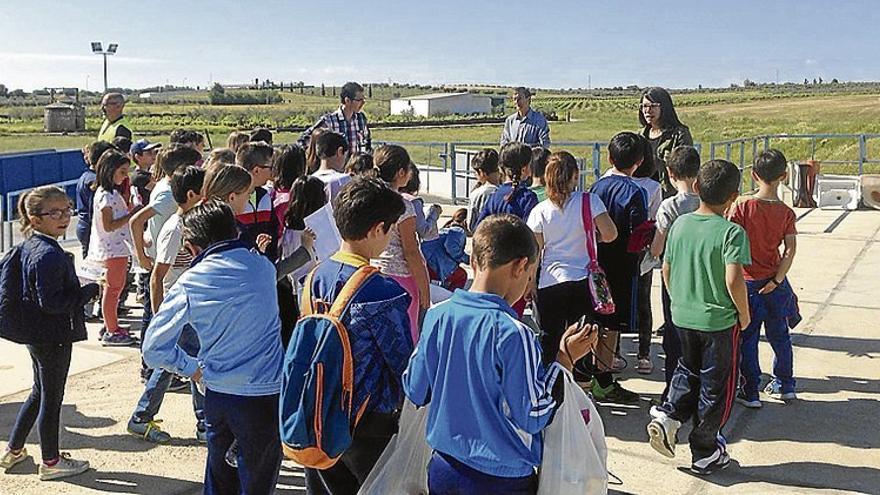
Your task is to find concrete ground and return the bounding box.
[1,206,878,494]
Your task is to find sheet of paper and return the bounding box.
[304,203,342,262]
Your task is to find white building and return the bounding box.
[390,92,493,117]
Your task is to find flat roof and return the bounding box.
[392,92,488,101]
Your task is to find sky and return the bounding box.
[1,0,878,91]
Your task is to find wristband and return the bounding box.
[772,278,783,286]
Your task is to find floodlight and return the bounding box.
[107,44,118,54]
[91,42,103,53]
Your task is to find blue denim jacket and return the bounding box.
[143,240,284,396]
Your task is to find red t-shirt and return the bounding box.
[729,198,797,281]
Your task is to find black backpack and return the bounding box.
[0,246,25,343]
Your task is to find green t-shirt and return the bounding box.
[531,185,547,202]
[665,212,751,331]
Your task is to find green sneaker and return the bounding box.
[592,379,641,405]
[127,419,171,444]
[1,448,29,471]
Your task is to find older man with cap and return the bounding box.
[98,93,133,142]
[500,87,550,148]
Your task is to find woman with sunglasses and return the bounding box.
[639,87,694,198]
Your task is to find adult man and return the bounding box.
[97,93,133,142]
[500,87,550,148]
[298,81,371,154]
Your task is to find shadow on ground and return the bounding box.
[678,460,880,495]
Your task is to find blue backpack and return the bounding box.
[280,265,377,469]
[0,246,25,343]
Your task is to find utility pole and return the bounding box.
[90,42,118,92]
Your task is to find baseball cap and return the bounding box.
[130,139,162,155]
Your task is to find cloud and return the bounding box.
[0,52,166,65]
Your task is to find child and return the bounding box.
[648,159,751,476]
[467,148,500,234]
[587,131,649,403]
[226,131,250,154]
[528,151,618,366]
[400,166,442,241]
[204,148,236,172]
[76,141,115,259]
[730,149,800,407]
[130,139,161,207]
[0,186,99,481]
[128,166,207,444]
[403,214,597,494]
[235,141,279,260]
[297,177,413,494]
[345,151,374,177]
[89,150,140,346]
[475,142,537,228]
[649,145,701,401]
[530,146,550,202]
[202,164,253,216]
[372,145,431,343]
[143,200,284,494]
[421,225,470,291]
[250,127,273,145]
[632,136,662,374]
[310,131,351,203]
[443,208,469,233]
[305,128,326,174]
[270,144,306,239]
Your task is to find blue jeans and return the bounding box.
[203,390,281,495]
[739,278,798,399]
[131,325,204,429]
[428,451,538,495]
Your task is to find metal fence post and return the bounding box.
[763,136,770,152]
[710,143,715,160]
[449,143,457,203]
[859,134,866,175]
[811,137,817,160]
[592,143,601,181]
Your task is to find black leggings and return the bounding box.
[536,279,595,367]
[8,344,73,461]
[637,269,654,358]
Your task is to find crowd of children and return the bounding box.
[0,115,802,492]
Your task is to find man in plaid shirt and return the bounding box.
[298,81,372,154]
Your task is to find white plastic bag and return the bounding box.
[538,368,608,495]
[358,401,431,495]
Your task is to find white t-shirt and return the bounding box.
[526,192,607,289]
[88,188,132,261]
[145,178,177,258]
[633,177,662,220]
[311,169,352,203]
[372,198,417,277]
[155,213,193,292]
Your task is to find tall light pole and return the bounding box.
[90,42,118,92]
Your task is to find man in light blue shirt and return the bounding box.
[501,87,551,148]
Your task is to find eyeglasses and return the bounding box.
[36,209,75,220]
[351,97,366,102]
[640,103,661,110]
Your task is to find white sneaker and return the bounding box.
[636,357,653,375]
[764,381,797,401]
[779,391,798,400]
[647,413,681,459]
[611,356,627,373]
[38,453,89,481]
[1,448,29,471]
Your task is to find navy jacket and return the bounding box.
[0,234,98,345]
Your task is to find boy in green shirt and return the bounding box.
[647,159,751,476]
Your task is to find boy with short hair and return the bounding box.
[128,166,206,444]
[730,149,800,408]
[310,131,352,203]
[297,177,413,494]
[648,159,751,476]
[530,146,550,202]
[403,214,597,493]
[143,200,284,494]
[649,145,702,401]
[467,148,500,234]
[235,141,279,260]
[586,131,649,404]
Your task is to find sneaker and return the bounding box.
[610,356,627,373]
[196,429,207,444]
[168,376,189,392]
[764,381,797,400]
[101,332,138,347]
[691,451,731,475]
[647,413,681,459]
[1,448,29,471]
[225,441,239,468]
[636,357,654,375]
[38,453,89,481]
[735,391,762,409]
[127,419,172,444]
[592,379,640,405]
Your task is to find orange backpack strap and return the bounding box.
[328,266,379,319]
[301,267,319,316]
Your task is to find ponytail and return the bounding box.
[17,186,69,238]
[18,190,34,238]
